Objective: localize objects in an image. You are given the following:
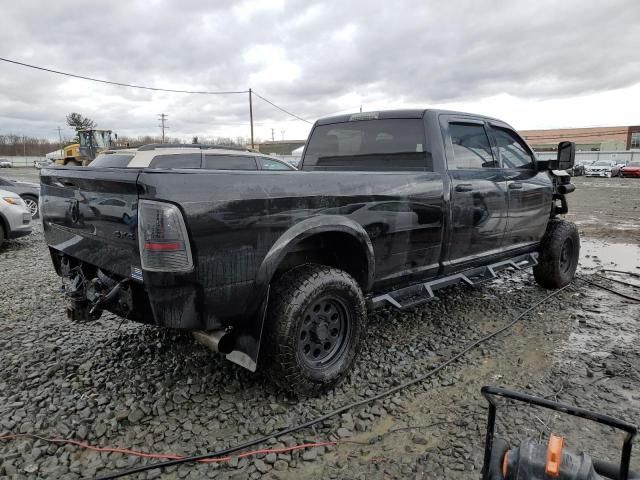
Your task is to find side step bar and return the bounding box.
[369,252,538,310]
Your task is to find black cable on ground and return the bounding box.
[578,276,640,303]
[96,285,570,479]
[599,269,640,279]
[595,273,640,290]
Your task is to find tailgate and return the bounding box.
[40,167,141,279]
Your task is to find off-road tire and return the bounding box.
[264,264,367,396]
[533,219,580,289]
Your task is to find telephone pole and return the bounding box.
[249,89,255,149]
[271,128,275,142]
[57,127,63,149]
[158,113,168,144]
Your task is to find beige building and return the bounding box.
[519,125,640,151]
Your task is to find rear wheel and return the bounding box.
[0,222,4,247]
[264,264,367,396]
[21,195,38,218]
[533,220,580,289]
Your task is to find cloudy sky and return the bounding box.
[1,0,639,142]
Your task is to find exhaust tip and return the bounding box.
[193,330,234,354]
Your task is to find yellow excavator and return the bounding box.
[55,129,115,166]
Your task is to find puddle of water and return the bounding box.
[579,238,640,272]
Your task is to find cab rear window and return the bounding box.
[90,153,134,167]
[302,118,431,171]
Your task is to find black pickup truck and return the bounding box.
[41,109,578,395]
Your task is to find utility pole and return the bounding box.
[158,113,168,144]
[360,105,362,113]
[57,127,63,149]
[23,135,26,157]
[271,128,275,142]
[281,130,285,141]
[249,88,255,149]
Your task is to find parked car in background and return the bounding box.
[0,159,12,168]
[584,160,617,177]
[569,159,594,176]
[0,177,41,217]
[0,189,32,247]
[611,161,627,177]
[89,146,297,170]
[35,158,54,169]
[621,161,640,178]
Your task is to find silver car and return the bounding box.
[0,176,40,217]
[0,159,12,168]
[0,189,32,247]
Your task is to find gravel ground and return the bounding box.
[1,170,639,479]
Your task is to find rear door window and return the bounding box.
[448,123,497,169]
[203,154,257,170]
[90,153,135,168]
[303,118,431,171]
[149,154,201,169]
[491,126,535,169]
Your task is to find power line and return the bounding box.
[0,56,248,95]
[252,90,311,124]
[0,56,313,126]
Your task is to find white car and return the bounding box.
[35,159,54,169]
[0,189,32,247]
[0,159,12,168]
[584,160,617,177]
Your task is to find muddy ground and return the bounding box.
[0,171,639,479]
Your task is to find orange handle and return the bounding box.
[545,434,564,477]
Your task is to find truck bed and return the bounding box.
[41,166,446,329]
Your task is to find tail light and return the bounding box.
[138,200,193,272]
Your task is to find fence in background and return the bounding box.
[536,150,639,163]
[0,156,46,167]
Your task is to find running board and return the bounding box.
[369,252,538,310]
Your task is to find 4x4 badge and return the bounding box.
[113,230,135,241]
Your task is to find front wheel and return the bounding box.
[264,264,367,396]
[533,220,580,289]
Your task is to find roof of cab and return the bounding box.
[315,108,504,126]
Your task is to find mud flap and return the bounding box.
[225,286,269,372]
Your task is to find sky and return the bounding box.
[1,0,639,142]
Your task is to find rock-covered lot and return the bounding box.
[1,172,639,479]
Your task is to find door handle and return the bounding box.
[455,183,473,192]
[508,182,523,190]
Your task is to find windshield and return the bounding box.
[627,161,640,167]
[79,130,111,149]
[593,160,612,166]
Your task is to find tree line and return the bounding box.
[0,133,255,157]
[1,111,255,156]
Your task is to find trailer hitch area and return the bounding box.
[62,268,129,323]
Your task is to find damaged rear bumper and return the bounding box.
[52,251,267,372]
